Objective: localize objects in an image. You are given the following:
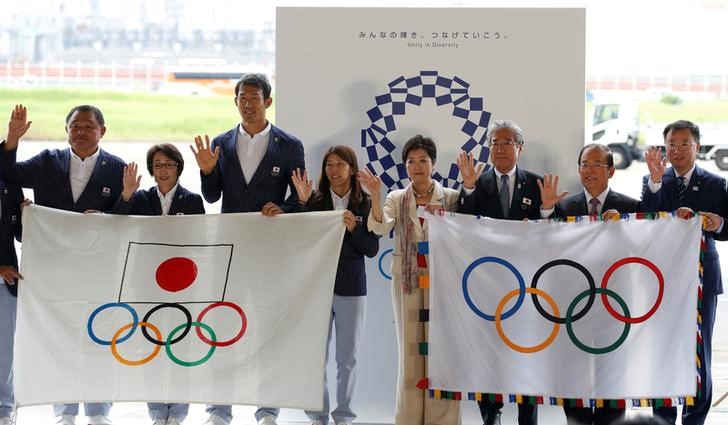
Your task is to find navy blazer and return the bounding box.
[297,194,380,296]
[112,185,205,216]
[641,165,728,294]
[201,124,305,213]
[458,166,543,220]
[0,178,23,296]
[0,144,125,213]
[555,189,640,217]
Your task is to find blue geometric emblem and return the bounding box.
[361,70,492,190]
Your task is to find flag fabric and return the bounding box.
[428,212,700,402]
[15,205,346,409]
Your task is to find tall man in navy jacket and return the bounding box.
[641,120,728,425]
[190,73,305,425]
[2,104,125,425]
[456,119,541,425]
[540,143,639,425]
[0,172,24,425]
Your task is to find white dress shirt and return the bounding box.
[156,184,179,216]
[331,189,351,211]
[69,149,100,203]
[236,122,271,183]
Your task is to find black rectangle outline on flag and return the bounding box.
[118,242,235,304]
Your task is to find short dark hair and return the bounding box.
[663,120,700,143]
[579,143,614,167]
[146,143,184,177]
[235,73,272,99]
[402,135,437,164]
[65,105,105,127]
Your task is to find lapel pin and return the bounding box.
[692,186,699,191]
[522,197,532,205]
[271,166,280,177]
[101,187,111,197]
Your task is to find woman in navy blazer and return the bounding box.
[114,144,203,425]
[291,145,379,425]
[113,143,204,217]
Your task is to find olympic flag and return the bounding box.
[428,213,701,402]
[14,205,346,409]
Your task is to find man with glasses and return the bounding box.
[540,143,639,220]
[2,104,125,425]
[642,120,728,425]
[190,73,305,425]
[456,119,541,425]
[540,143,638,425]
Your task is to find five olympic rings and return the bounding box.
[462,256,664,354]
[88,301,247,367]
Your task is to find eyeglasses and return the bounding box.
[665,142,695,151]
[152,162,178,170]
[578,163,610,171]
[489,141,517,150]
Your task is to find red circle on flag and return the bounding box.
[155,257,198,292]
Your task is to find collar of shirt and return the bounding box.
[330,189,351,211]
[673,165,696,183]
[70,148,101,168]
[493,166,517,200]
[238,121,272,142]
[584,187,610,212]
[156,183,179,216]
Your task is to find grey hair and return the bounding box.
[486,119,525,146]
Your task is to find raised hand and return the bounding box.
[644,146,667,183]
[537,173,568,210]
[291,168,313,203]
[456,151,484,189]
[190,135,220,176]
[357,168,382,202]
[6,104,32,150]
[121,162,142,201]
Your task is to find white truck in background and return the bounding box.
[588,100,642,169]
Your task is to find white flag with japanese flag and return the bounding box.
[15,205,346,409]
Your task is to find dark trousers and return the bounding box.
[478,400,537,425]
[653,291,717,425]
[563,406,625,425]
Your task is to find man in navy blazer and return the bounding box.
[2,104,124,425]
[542,143,638,425]
[456,119,540,425]
[190,74,305,425]
[2,105,125,214]
[191,73,304,217]
[641,120,728,425]
[0,175,24,425]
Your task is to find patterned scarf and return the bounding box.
[397,184,419,295]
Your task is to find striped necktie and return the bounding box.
[589,197,601,217]
[677,176,687,207]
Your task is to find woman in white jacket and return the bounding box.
[358,135,460,425]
